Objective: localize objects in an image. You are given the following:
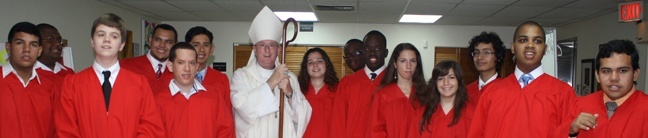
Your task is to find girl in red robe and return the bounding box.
[368,43,427,138]
[297,48,339,138]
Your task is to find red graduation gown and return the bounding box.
[467,73,576,138]
[202,67,233,114]
[55,67,165,138]
[153,79,235,138]
[330,69,385,138]
[466,78,501,104]
[36,65,75,83]
[421,102,475,138]
[368,83,420,138]
[557,90,648,138]
[120,55,170,88]
[303,84,336,138]
[0,69,57,138]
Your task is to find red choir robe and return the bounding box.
[467,73,576,138]
[368,83,421,138]
[556,90,648,138]
[36,63,74,101]
[466,78,501,104]
[420,101,476,138]
[201,67,233,114]
[153,78,235,138]
[0,68,57,138]
[330,69,385,138]
[303,84,336,138]
[55,67,165,138]
[120,55,170,88]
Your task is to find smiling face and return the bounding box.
[395,49,417,81]
[363,34,388,71]
[473,43,497,73]
[7,32,42,69]
[149,28,176,61]
[512,24,546,72]
[189,34,213,66]
[91,24,124,59]
[168,48,198,88]
[344,41,365,71]
[597,53,639,100]
[39,27,63,61]
[306,51,326,79]
[437,68,459,98]
[253,40,280,69]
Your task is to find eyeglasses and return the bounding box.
[471,51,494,57]
[344,50,362,58]
[43,37,64,45]
[254,43,277,49]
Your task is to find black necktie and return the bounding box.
[605,101,618,118]
[370,73,377,81]
[102,71,112,111]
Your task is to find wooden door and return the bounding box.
[434,47,515,85]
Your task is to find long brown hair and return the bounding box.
[420,60,469,132]
[297,47,339,93]
[377,43,426,104]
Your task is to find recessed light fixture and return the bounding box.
[399,14,442,23]
[274,12,318,22]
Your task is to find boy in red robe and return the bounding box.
[34,23,75,84]
[466,32,505,103]
[331,30,389,138]
[0,22,57,138]
[121,24,176,87]
[54,13,165,138]
[561,40,648,137]
[154,42,234,137]
[467,21,576,138]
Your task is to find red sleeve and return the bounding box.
[367,93,386,138]
[136,80,166,138]
[216,77,235,138]
[54,75,82,138]
[552,85,578,137]
[467,84,492,138]
[330,79,349,137]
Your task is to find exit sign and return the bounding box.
[619,1,644,22]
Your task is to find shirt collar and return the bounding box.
[198,67,207,77]
[34,61,67,73]
[364,65,387,79]
[2,61,41,86]
[147,51,167,73]
[478,72,498,90]
[168,78,207,99]
[92,61,120,86]
[514,65,544,82]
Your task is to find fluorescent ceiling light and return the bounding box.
[399,14,442,23]
[274,12,318,22]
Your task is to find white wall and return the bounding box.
[164,21,522,79]
[0,0,158,70]
[558,11,648,92]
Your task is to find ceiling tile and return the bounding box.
[357,13,401,24]
[528,18,573,27]
[120,1,183,12]
[166,1,226,12]
[433,16,485,25]
[446,4,505,16]
[138,11,165,20]
[357,1,408,14]
[193,11,241,21]
[317,13,358,23]
[537,8,602,19]
[512,0,576,7]
[563,0,618,9]
[232,11,261,21]
[461,0,518,5]
[492,6,553,18]
[212,0,264,12]
[410,0,463,4]
[154,11,203,21]
[100,0,146,13]
[405,2,455,15]
[476,17,528,26]
[261,1,313,12]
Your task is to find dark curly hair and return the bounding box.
[298,47,339,93]
[468,31,506,74]
[420,60,468,133]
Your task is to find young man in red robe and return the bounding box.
[0,22,57,138]
[184,26,232,111]
[560,40,648,137]
[34,23,75,85]
[466,32,505,103]
[121,24,177,87]
[154,42,234,137]
[54,13,165,138]
[467,21,576,138]
[330,30,389,138]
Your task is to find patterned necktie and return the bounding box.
[370,73,377,81]
[519,74,534,87]
[196,73,203,83]
[156,63,162,79]
[102,71,111,111]
[606,101,618,118]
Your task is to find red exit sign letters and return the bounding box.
[619,1,644,22]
